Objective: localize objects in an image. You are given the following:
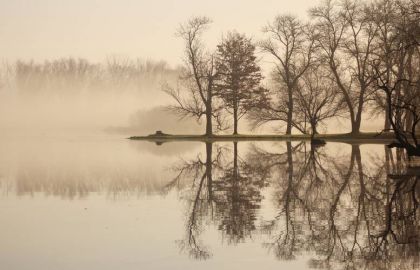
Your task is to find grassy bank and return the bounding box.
[129,132,396,144]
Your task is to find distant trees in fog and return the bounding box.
[0,57,178,94]
[166,0,419,143]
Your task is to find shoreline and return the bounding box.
[129,132,396,144]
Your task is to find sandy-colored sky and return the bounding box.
[0,0,319,67]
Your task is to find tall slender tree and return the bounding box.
[215,32,265,135]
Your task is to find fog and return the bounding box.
[0,0,389,137]
[0,1,418,269]
[0,57,383,137]
[0,58,206,137]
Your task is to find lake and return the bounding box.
[0,135,418,270]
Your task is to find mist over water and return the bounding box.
[0,140,418,270]
[0,0,418,269]
[0,59,384,138]
[0,58,204,137]
[0,57,407,270]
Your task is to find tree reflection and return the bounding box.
[169,141,419,269]
[213,142,269,244]
[258,143,419,269]
[6,140,417,268]
[167,142,222,260]
[168,141,271,257]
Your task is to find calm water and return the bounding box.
[0,135,418,270]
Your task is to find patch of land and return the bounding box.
[129,132,396,144]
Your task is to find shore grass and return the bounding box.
[129,132,396,144]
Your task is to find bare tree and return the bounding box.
[310,0,378,134]
[372,0,420,156]
[164,17,222,136]
[375,77,420,156]
[259,15,316,134]
[294,63,345,137]
[369,0,401,130]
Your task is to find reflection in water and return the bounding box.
[0,139,193,199]
[0,140,418,269]
[259,144,419,269]
[213,142,268,245]
[166,142,419,269]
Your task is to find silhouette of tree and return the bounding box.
[294,63,346,136]
[310,0,378,134]
[255,15,316,134]
[214,32,267,134]
[164,17,224,136]
[371,0,420,156]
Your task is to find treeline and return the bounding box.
[166,0,419,140]
[0,57,179,94]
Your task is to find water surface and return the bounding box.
[0,135,418,270]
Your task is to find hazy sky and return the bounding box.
[0,0,319,67]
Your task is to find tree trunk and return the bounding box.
[205,90,213,136]
[351,118,361,135]
[351,97,364,135]
[286,88,293,135]
[233,106,238,135]
[405,111,413,133]
[311,121,317,138]
[384,106,391,130]
[205,111,212,136]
